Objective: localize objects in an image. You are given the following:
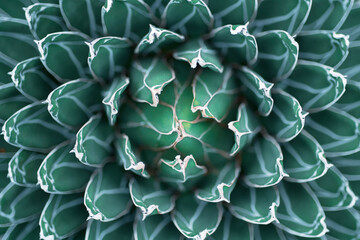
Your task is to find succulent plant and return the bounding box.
[1,0,360,239]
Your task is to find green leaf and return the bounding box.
[173,39,223,73]
[228,103,261,155]
[237,67,274,116]
[277,61,347,112]
[340,1,360,41]
[60,0,105,38]
[2,219,39,240]
[102,76,129,125]
[207,0,257,27]
[333,82,360,118]
[305,107,360,157]
[0,138,18,190]
[303,0,354,31]
[130,57,175,106]
[308,167,357,210]
[38,142,93,194]
[229,183,279,224]
[253,224,286,240]
[40,193,88,239]
[329,151,360,183]
[275,181,327,238]
[207,24,258,65]
[0,0,33,19]
[2,102,72,152]
[86,215,133,240]
[172,193,223,240]
[101,0,152,42]
[8,149,45,187]
[10,57,57,101]
[261,89,307,142]
[36,32,91,82]
[192,67,238,122]
[46,79,102,129]
[195,160,240,203]
[87,36,132,81]
[251,0,312,35]
[253,30,299,81]
[338,41,360,86]
[242,134,287,187]
[135,24,185,55]
[84,162,131,222]
[162,0,213,38]
[130,177,175,219]
[281,131,332,182]
[24,3,68,40]
[74,114,114,167]
[143,0,168,21]
[325,208,360,240]
[0,183,47,227]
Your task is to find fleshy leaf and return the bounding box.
[0,0,35,19]
[338,42,360,86]
[275,181,328,238]
[207,24,258,65]
[38,142,93,194]
[192,67,238,122]
[173,39,223,73]
[40,194,88,239]
[325,208,360,239]
[85,162,131,222]
[143,0,168,20]
[101,0,152,42]
[329,151,360,183]
[162,0,213,38]
[305,107,360,157]
[229,183,279,224]
[171,193,223,240]
[333,82,360,118]
[281,131,332,182]
[86,215,133,240]
[130,57,175,106]
[87,37,132,81]
[261,89,307,142]
[253,224,287,240]
[339,1,360,41]
[0,138,18,191]
[2,102,72,152]
[2,219,39,240]
[74,115,114,167]
[253,30,299,81]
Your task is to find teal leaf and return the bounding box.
[0,138,18,190]
[253,224,287,240]
[305,107,360,157]
[162,0,213,38]
[251,0,312,36]
[192,67,238,122]
[275,181,328,238]
[8,149,45,187]
[229,183,279,224]
[87,36,132,81]
[333,82,360,118]
[261,89,307,142]
[143,0,168,21]
[281,131,332,182]
[46,79,102,129]
[338,41,360,86]
[325,208,360,240]
[0,0,34,19]
[86,215,133,240]
[38,142,93,194]
[130,57,175,106]
[101,0,152,42]
[207,24,258,65]
[74,114,114,167]
[85,162,131,222]
[173,39,223,73]
[2,102,72,152]
[277,61,347,112]
[329,151,360,183]
[102,76,129,125]
[242,134,287,187]
[40,194,88,239]
[253,30,299,81]
[340,1,360,41]
[2,219,39,240]
[130,177,175,220]
[171,193,223,240]
[36,32,91,82]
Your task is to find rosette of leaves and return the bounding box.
[1,0,360,239]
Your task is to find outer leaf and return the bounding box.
[84,162,132,222]
[2,102,72,152]
[253,224,286,240]
[172,193,223,240]
[333,82,360,118]
[338,41,360,86]
[229,183,279,224]
[277,61,346,112]
[329,151,360,183]
[207,24,258,65]
[275,181,328,238]
[340,1,360,41]
[73,115,114,167]
[0,139,16,190]
[40,194,88,240]
[143,0,168,20]
[281,131,332,182]
[162,0,213,37]
[2,219,39,240]
[46,79,102,128]
[325,208,360,240]
[38,142,93,194]
[0,0,34,19]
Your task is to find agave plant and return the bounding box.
[1,0,360,239]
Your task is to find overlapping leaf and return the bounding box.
[325,208,360,240]
[329,151,360,184]
[86,215,133,240]
[2,218,39,240]
[338,41,360,86]
[340,1,360,41]
[333,82,360,118]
